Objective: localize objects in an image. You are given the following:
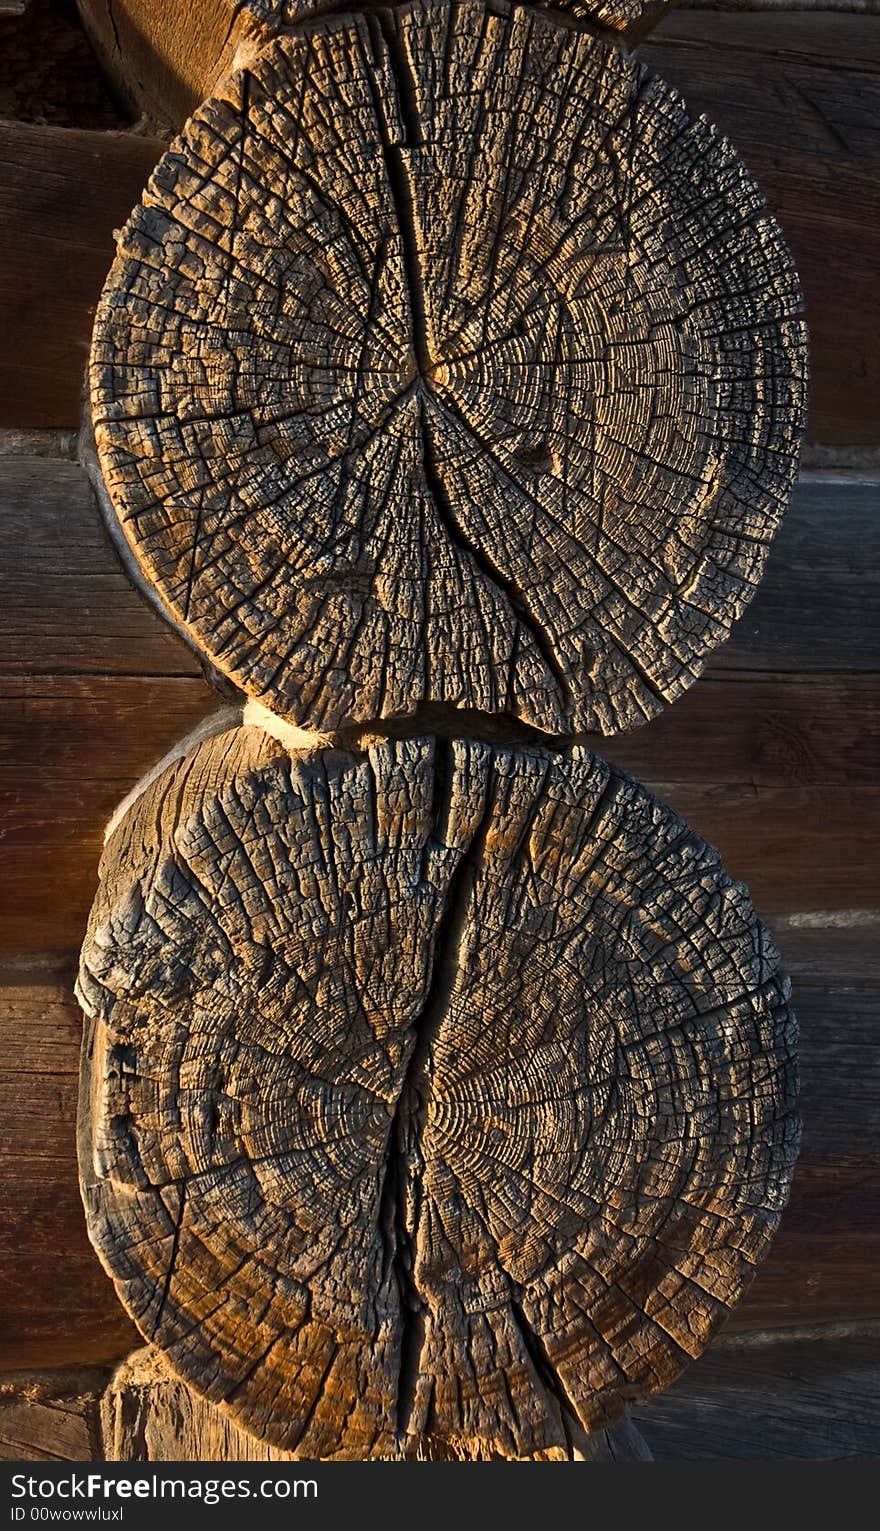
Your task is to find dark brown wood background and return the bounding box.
[0,0,877,1461]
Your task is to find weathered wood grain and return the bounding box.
[734,1160,880,1332]
[73,0,681,138]
[100,1346,653,1461]
[650,783,880,918]
[4,17,870,445]
[643,12,880,447]
[6,463,876,682]
[0,123,166,428]
[0,930,869,1377]
[0,455,203,679]
[77,725,796,1457]
[239,0,681,43]
[91,0,805,739]
[0,979,140,1369]
[0,923,873,1371]
[709,478,880,675]
[0,677,217,956]
[2,463,877,955]
[75,0,248,129]
[0,1368,106,1462]
[634,1325,880,1460]
[4,673,878,956]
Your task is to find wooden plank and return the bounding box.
[0,980,139,1369]
[648,782,880,915]
[634,1326,880,1460]
[710,478,880,675]
[0,455,202,677]
[0,123,165,428]
[768,914,880,984]
[0,1368,106,1462]
[643,14,880,445]
[733,1159,880,1331]
[0,675,217,955]
[730,972,880,1330]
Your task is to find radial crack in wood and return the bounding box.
[77,725,799,1459]
[89,0,807,738]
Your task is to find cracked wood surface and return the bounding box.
[4,19,871,441]
[78,725,797,1458]
[2,459,877,955]
[99,1345,652,1460]
[90,0,806,739]
[2,925,872,1373]
[233,1,679,42]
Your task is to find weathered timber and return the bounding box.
[72,0,681,141]
[90,0,805,739]
[0,1368,107,1462]
[77,725,797,1458]
[1,463,877,956]
[6,461,877,684]
[3,20,867,443]
[0,124,167,429]
[733,1159,880,1332]
[100,1346,653,1461]
[0,928,873,1370]
[0,455,204,679]
[709,478,880,676]
[634,1325,880,1461]
[0,0,122,128]
[0,978,140,1368]
[237,0,680,44]
[74,0,250,130]
[4,675,878,957]
[642,12,880,447]
[684,2,879,12]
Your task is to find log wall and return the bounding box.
[0,0,877,1460]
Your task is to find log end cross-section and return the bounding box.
[78,726,799,1460]
[89,0,807,738]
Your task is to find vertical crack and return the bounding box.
[420,404,574,715]
[508,1297,582,1460]
[378,740,494,1443]
[154,1181,187,1331]
[364,10,431,378]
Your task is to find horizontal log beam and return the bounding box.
[3,1321,879,1461]
[0,1368,106,1462]
[0,978,139,1369]
[0,123,166,429]
[634,1324,880,1460]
